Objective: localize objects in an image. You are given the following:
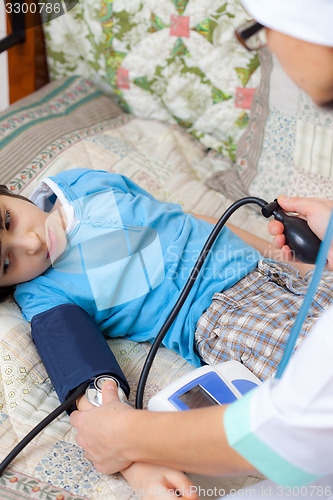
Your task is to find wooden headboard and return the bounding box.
[1,2,49,104]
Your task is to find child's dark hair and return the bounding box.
[0,184,33,303]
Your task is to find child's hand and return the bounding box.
[122,462,198,499]
[268,195,333,269]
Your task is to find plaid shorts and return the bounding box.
[194,259,333,380]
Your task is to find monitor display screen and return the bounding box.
[178,384,218,409]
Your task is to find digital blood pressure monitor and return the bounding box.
[148,361,261,411]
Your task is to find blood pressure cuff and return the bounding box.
[31,304,130,407]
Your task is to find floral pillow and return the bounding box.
[43,0,107,92]
[44,0,261,160]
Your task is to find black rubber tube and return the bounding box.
[0,381,90,475]
[135,197,267,409]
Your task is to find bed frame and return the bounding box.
[1,0,49,104]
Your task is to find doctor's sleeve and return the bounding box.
[224,306,333,487]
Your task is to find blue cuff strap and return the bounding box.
[31,304,130,405]
[224,393,320,487]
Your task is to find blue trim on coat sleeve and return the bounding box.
[224,392,320,486]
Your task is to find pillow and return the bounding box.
[43,0,107,91]
[206,48,333,202]
[44,0,261,160]
[0,75,124,192]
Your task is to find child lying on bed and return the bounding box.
[0,168,332,494]
[1,167,331,378]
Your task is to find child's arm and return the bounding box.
[226,222,284,260]
[192,212,282,258]
[121,463,197,499]
[192,213,314,273]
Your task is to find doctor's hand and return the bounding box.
[70,380,134,475]
[268,195,333,270]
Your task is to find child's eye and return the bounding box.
[3,256,9,275]
[5,210,11,230]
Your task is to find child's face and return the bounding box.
[0,195,54,287]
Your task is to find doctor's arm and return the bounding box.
[71,381,256,477]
